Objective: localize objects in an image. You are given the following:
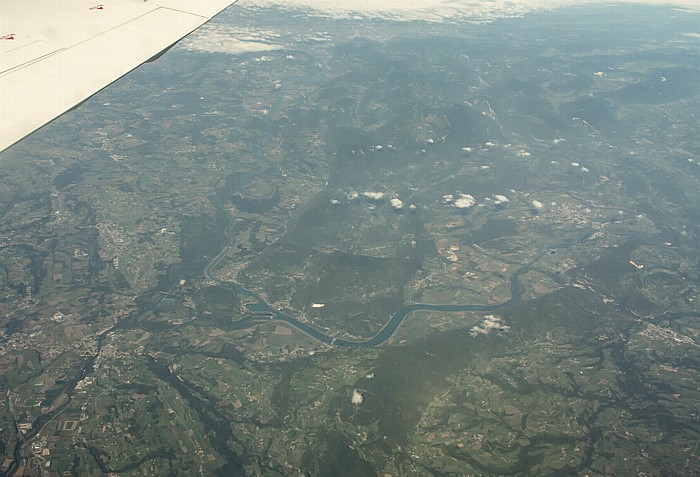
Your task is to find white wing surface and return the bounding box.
[0,0,237,153]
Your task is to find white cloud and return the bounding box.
[180,24,284,55]
[532,200,544,209]
[362,191,385,200]
[390,198,403,210]
[494,194,509,204]
[454,194,476,209]
[351,389,364,405]
[470,314,510,336]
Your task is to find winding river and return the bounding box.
[203,229,594,347]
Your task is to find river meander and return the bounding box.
[200,228,594,347]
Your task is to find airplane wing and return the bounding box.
[0,0,237,153]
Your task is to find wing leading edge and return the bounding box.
[0,0,237,153]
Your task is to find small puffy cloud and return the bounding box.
[493,194,509,204]
[351,389,364,405]
[390,198,404,210]
[454,194,476,209]
[470,314,510,336]
[362,191,385,200]
[531,200,544,209]
[442,194,454,204]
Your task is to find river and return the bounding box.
[202,227,594,347]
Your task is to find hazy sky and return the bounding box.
[242,0,700,20]
[182,0,700,55]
